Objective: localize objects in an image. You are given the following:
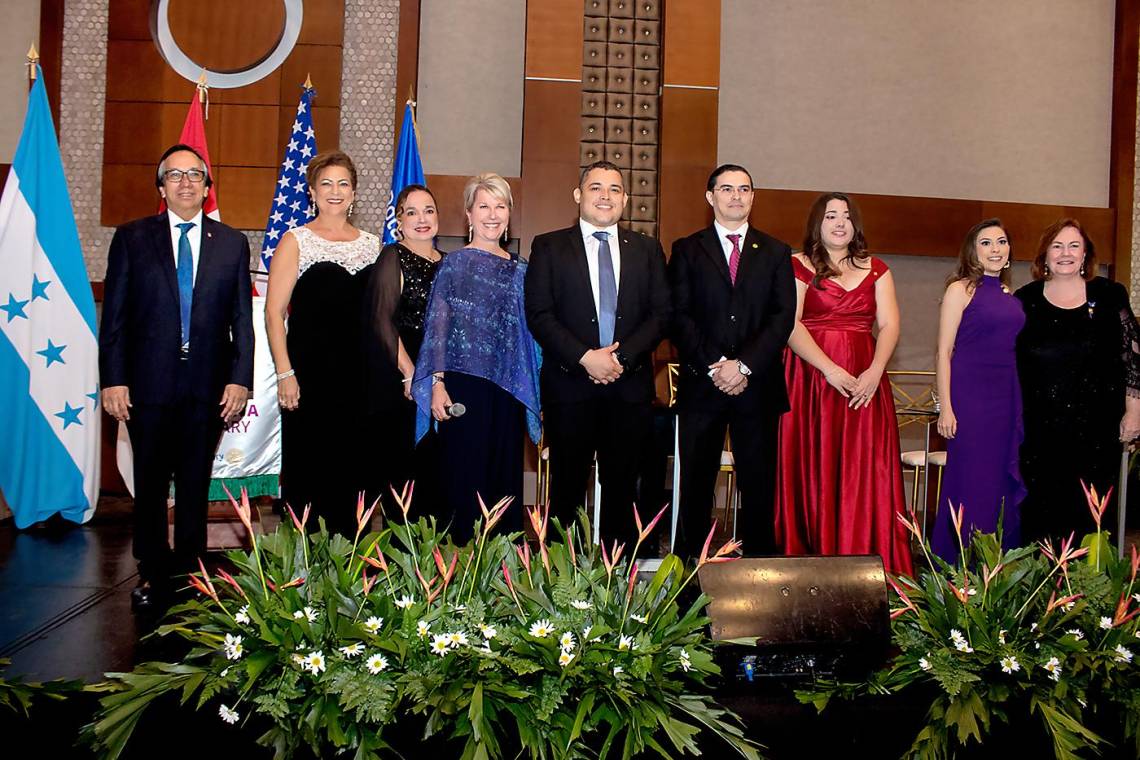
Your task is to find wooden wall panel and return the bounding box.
[657,88,718,249]
[520,80,582,251]
[38,0,64,128]
[103,0,343,229]
[525,0,585,79]
[1110,0,1140,283]
[661,0,719,87]
[394,0,420,135]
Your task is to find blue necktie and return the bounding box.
[594,230,617,346]
[176,222,195,351]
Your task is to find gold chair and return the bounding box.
[889,370,946,524]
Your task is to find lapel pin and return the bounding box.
[207,232,212,238]
[751,243,758,248]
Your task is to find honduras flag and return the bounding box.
[0,66,100,527]
[383,102,425,244]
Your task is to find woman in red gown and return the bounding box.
[775,192,913,576]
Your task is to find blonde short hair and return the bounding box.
[463,172,513,211]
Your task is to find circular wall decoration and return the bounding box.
[150,0,304,88]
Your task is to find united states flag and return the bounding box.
[260,86,317,271]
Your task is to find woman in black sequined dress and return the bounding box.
[362,184,444,514]
[1015,218,1140,544]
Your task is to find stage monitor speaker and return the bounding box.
[698,556,890,685]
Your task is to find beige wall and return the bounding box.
[416,0,526,177]
[719,0,1115,207]
[0,0,41,163]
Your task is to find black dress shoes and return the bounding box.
[130,581,163,613]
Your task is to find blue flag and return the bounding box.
[383,103,425,244]
[260,86,317,271]
[0,66,100,527]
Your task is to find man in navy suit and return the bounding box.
[669,164,795,558]
[99,144,254,610]
[525,161,671,545]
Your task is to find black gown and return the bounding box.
[362,243,442,516]
[281,226,380,536]
[1015,277,1140,544]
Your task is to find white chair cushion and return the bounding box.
[928,450,947,467]
[900,450,926,467]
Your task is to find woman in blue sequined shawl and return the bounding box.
[411,173,540,541]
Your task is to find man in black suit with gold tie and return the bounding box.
[525,161,671,545]
[669,164,795,558]
[99,144,254,610]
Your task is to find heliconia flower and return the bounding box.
[558,650,575,667]
[947,579,970,605]
[430,634,451,656]
[1080,479,1113,531]
[390,480,415,520]
[187,573,215,600]
[218,704,239,724]
[697,520,743,567]
[679,649,692,672]
[215,568,247,600]
[447,631,468,648]
[886,576,917,620]
[896,509,924,542]
[560,631,576,651]
[918,656,932,671]
[571,600,593,610]
[277,576,305,590]
[196,558,219,600]
[339,643,364,658]
[234,605,251,625]
[287,503,310,533]
[1131,544,1139,583]
[477,493,512,535]
[527,501,550,544]
[1042,656,1062,681]
[1000,656,1020,674]
[361,568,376,596]
[633,502,669,544]
[363,616,383,634]
[1066,628,1084,640]
[223,633,243,661]
[354,493,379,538]
[479,623,497,639]
[1114,645,1134,663]
[1047,592,1084,614]
[221,484,254,535]
[618,634,635,651]
[304,650,326,674]
[630,614,647,624]
[601,540,625,576]
[1100,616,1114,630]
[529,619,554,638]
[395,595,414,609]
[414,565,442,604]
[1113,592,1140,627]
[417,620,430,638]
[948,503,965,540]
[981,563,1004,590]
[613,666,624,676]
[366,653,389,674]
[626,561,639,602]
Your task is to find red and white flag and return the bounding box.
[158,80,220,220]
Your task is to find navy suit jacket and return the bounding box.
[525,224,671,405]
[668,225,795,414]
[99,214,254,405]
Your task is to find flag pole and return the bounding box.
[26,43,39,85]
[197,71,210,118]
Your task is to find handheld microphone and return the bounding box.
[446,402,466,418]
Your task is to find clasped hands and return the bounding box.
[708,359,747,396]
[581,343,623,384]
[824,365,882,410]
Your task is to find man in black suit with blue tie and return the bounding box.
[100,144,254,610]
[669,164,795,559]
[525,161,671,545]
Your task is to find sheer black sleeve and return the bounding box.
[1115,283,1140,398]
[364,244,405,368]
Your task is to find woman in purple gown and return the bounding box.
[932,219,1026,562]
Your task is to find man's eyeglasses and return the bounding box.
[163,169,207,184]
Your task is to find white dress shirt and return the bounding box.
[167,209,204,284]
[579,219,621,320]
[713,219,749,267]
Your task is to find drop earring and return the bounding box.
[501,226,510,245]
[1003,260,1010,269]
[467,224,474,242]
[1080,264,1086,276]
[348,201,355,216]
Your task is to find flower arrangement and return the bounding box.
[799,488,1140,760]
[87,485,760,760]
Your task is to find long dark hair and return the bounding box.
[947,218,1011,291]
[802,192,869,288]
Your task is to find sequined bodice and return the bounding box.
[394,245,442,357]
[292,226,379,276]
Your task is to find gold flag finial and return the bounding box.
[196,72,210,117]
[27,43,39,82]
[406,84,416,108]
[304,72,313,90]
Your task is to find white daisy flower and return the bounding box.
[292,610,304,619]
[630,614,648,624]
[997,630,1007,645]
[451,604,467,613]
[218,704,239,724]
[430,634,451,656]
[613,666,623,676]
[529,619,554,638]
[1066,628,1084,640]
[1042,656,1062,682]
[918,656,931,671]
[304,650,326,674]
[1100,616,1114,630]
[395,595,415,609]
[679,649,692,672]
[558,650,575,667]
[1000,656,1020,674]
[1063,601,1076,611]
[365,653,389,674]
[303,606,318,622]
[618,634,636,651]
[417,620,431,638]
[220,668,230,678]
[447,631,468,648]
[234,606,251,625]
[1030,623,1038,632]
[339,643,364,658]
[1133,593,1140,604]
[363,616,383,634]
[291,653,306,666]
[949,629,965,645]
[1115,645,1133,663]
[223,633,244,661]
[560,631,576,651]
[479,623,497,639]
[582,625,592,640]
[571,600,593,610]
